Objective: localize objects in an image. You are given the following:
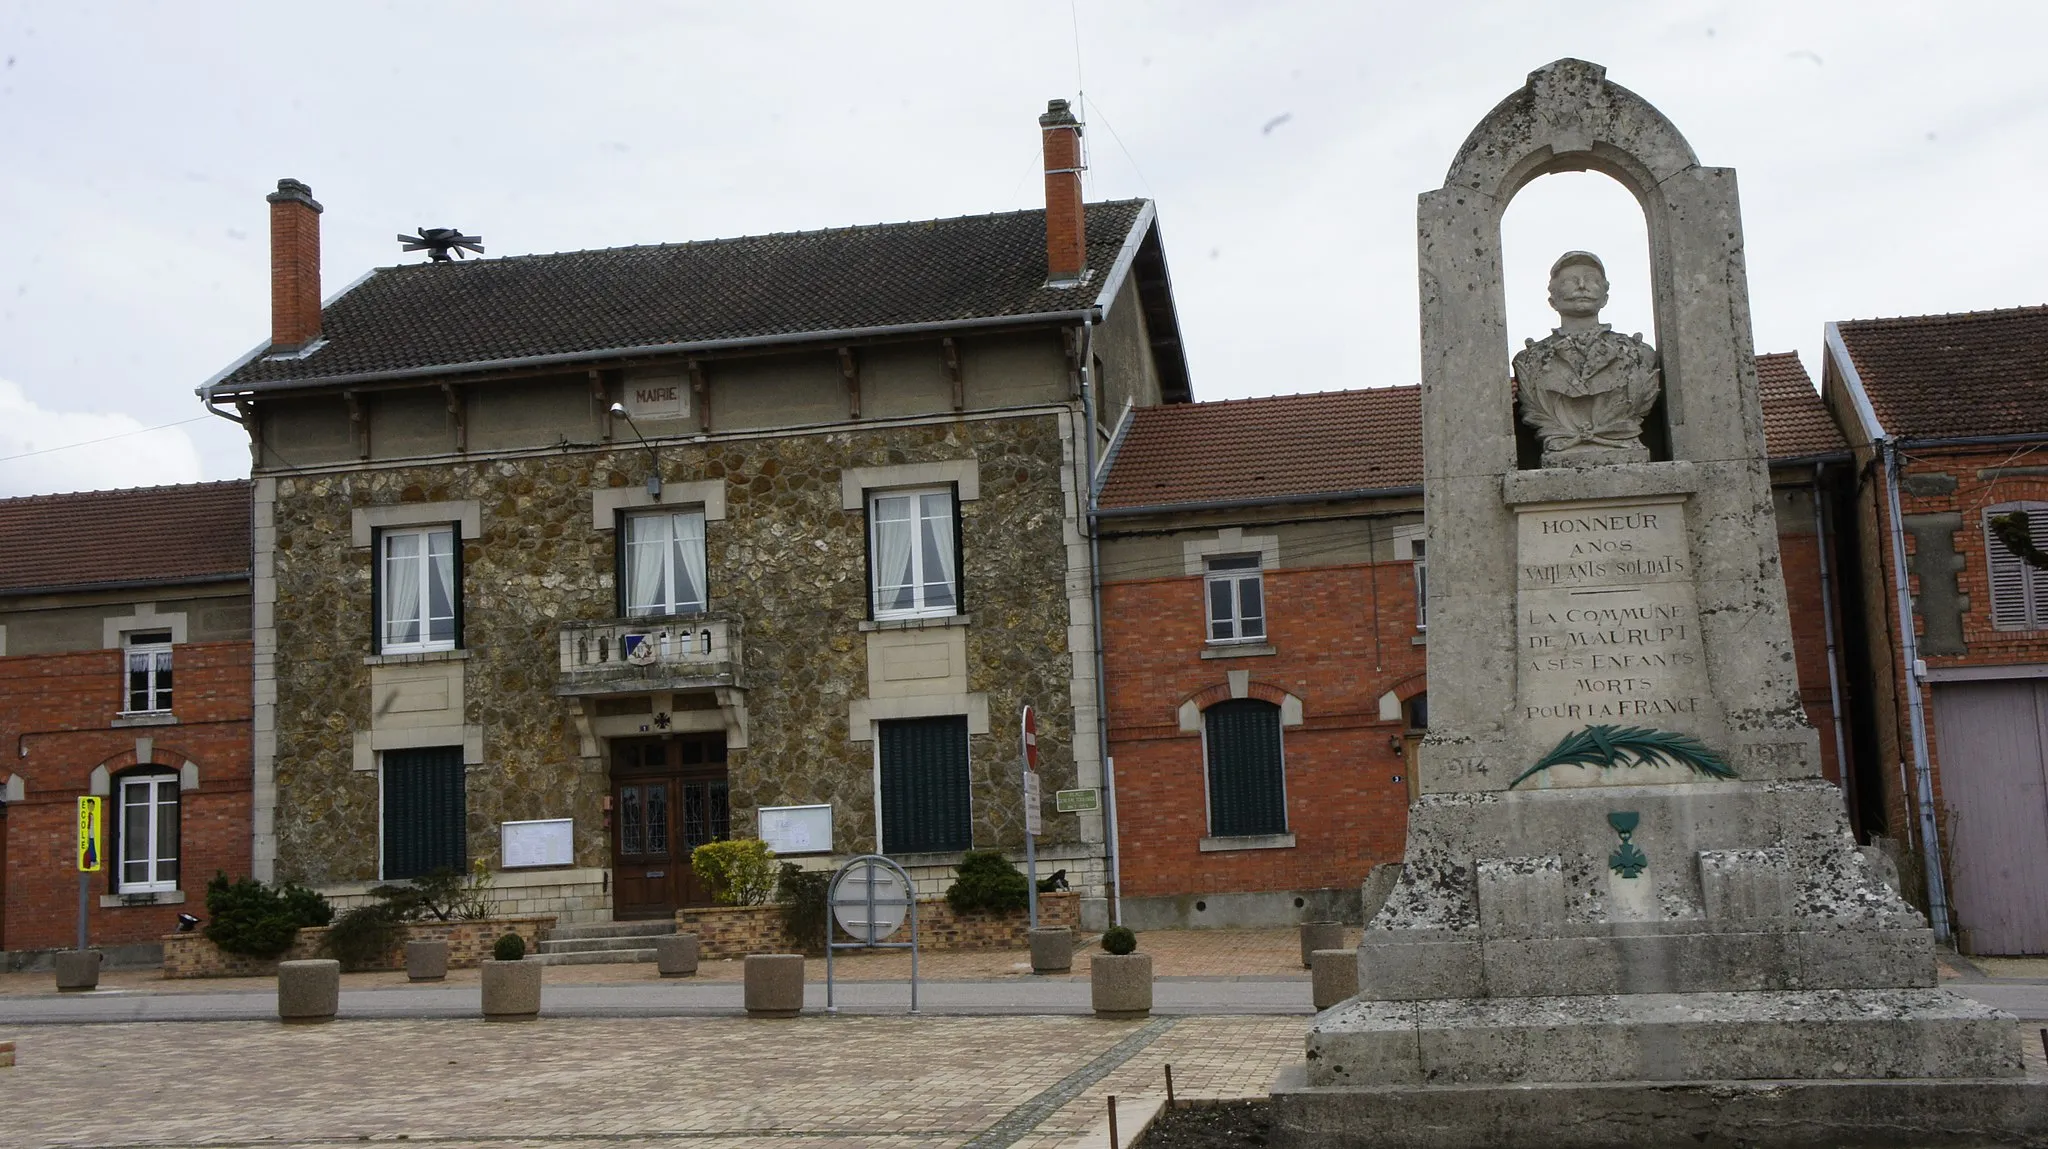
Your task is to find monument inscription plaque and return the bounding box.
[1515,494,1720,782]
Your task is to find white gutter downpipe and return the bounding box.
[1881,437,1953,942]
[1077,313,1123,926]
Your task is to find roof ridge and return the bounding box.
[0,478,249,509]
[1836,303,2048,330]
[368,198,1155,273]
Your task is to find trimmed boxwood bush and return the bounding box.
[692,839,777,905]
[945,850,1029,915]
[1101,925,1138,955]
[492,933,527,962]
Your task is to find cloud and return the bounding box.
[0,378,203,498]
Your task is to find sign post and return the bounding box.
[76,796,104,952]
[1021,705,1040,930]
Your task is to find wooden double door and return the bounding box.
[610,734,730,920]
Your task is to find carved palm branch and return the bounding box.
[1510,724,1736,788]
[1990,512,2048,571]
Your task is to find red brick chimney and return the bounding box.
[265,178,323,349]
[1039,99,1086,284]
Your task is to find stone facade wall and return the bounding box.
[162,915,554,978]
[679,891,1079,959]
[266,412,1084,890]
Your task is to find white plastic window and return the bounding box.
[380,525,457,653]
[623,509,708,617]
[118,773,180,893]
[1205,555,1265,643]
[123,629,174,713]
[869,488,957,619]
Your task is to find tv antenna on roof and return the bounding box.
[398,227,485,262]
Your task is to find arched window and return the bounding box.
[114,768,180,893]
[1204,699,1287,838]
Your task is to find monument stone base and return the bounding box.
[1271,1059,2048,1149]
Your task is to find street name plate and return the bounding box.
[1055,788,1099,813]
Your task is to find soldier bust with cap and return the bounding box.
[1513,250,1662,467]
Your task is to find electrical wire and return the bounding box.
[0,415,211,464]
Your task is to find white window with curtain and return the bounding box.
[869,487,957,619]
[123,629,174,713]
[379,525,458,653]
[1412,539,1428,631]
[623,508,708,617]
[118,772,179,893]
[1986,503,2048,631]
[1205,555,1265,643]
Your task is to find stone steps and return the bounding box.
[538,933,665,954]
[534,918,674,964]
[545,920,677,941]
[533,947,659,966]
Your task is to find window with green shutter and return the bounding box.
[382,746,467,880]
[879,716,972,854]
[1205,699,1287,837]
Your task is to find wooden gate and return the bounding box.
[610,734,729,920]
[1932,679,2048,955]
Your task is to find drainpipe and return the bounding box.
[1811,464,1856,830]
[1881,439,1952,942]
[1077,314,1123,926]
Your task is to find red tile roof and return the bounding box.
[1756,352,1845,459]
[1099,356,1841,511]
[0,480,250,596]
[1834,305,2048,440]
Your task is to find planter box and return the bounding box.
[1091,951,1153,1018]
[277,959,340,1022]
[54,950,101,992]
[1029,927,1074,973]
[679,891,1080,960]
[481,959,543,1021]
[163,916,555,978]
[655,933,700,977]
[405,939,449,981]
[1300,921,1345,969]
[743,954,804,1017]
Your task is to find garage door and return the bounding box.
[1932,679,2048,955]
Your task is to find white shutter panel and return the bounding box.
[2028,508,2048,630]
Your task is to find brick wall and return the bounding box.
[162,914,554,978]
[679,891,1079,958]
[1104,559,1424,900]
[1,640,253,952]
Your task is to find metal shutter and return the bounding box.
[382,746,467,880]
[879,716,972,854]
[1205,699,1288,837]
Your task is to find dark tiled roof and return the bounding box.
[1100,358,1843,511]
[0,481,250,596]
[1756,352,1846,459]
[217,201,1153,391]
[1835,305,2048,439]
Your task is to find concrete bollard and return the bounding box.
[1299,921,1345,969]
[743,954,805,1017]
[53,950,102,992]
[655,933,701,978]
[481,958,543,1021]
[1091,952,1153,1018]
[1310,948,1359,1010]
[277,958,341,1023]
[1029,927,1074,974]
[405,938,449,981]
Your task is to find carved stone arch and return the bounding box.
[1176,679,1304,734]
[98,744,202,792]
[1377,673,1428,723]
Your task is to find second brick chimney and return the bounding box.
[1039,99,1086,285]
[266,178,323,349]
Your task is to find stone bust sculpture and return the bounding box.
[1513,251,1662,467]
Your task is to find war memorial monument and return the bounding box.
[1270,59,2048,1147]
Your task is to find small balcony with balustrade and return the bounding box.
[554,614,742,697]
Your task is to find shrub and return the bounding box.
[945,849,1029,915]
[777,862,831,954]
[323,903,405,972]
[203,873,331,959]
[1101,925,1137,955]
[493,933,527,962]
[692,839,777,906]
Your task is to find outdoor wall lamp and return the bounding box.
[608,402,663,498]
[175,912,201,933]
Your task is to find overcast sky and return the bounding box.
[2,1,2043,497]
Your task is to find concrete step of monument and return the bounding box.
[544,921,677,941]
[538,934,668,954]
[1305,988,2023,1087]
[533,947,657,966]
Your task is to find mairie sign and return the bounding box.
[77,796,104,872]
